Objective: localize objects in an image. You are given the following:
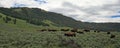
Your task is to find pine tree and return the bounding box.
[3,16,11,23]
[13,18,17,24]
[0,15,2,18]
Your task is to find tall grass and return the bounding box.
[0,30,120,48]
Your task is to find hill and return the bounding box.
[0,14,120,48]
[0,7,120,48]
[0,7,120,32]
[0,7,79,27]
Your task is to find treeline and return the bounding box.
[0,7,120,32]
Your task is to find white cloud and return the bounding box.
[0,0,120,23]
[0,0,15,8]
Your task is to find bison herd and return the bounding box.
[36,28,116,38]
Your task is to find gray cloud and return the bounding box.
[0,3,2,7]
[0,0,120,22]
[48,1,120,22]
[119,11,120,13]
[62,2,82,10]
[50,8,76,13]
[56,2,120,15]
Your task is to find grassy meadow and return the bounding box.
[0,29,120,48]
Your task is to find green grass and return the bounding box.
[0,13,120,48]
[0,13,71,32]
[0,30,120,48]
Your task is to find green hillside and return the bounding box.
[0,7,78,27]
[0,7,120,48]
[0,13,66,32]
[0,14,120,48]
[0,13,38,32]
[0,7,120,32]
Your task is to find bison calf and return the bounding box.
[64,32,76,37]
[83,29,90,32]
[77,31,84,34]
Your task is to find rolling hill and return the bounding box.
[0,7,120,32]
[0,7,120,48]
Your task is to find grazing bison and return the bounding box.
[77,31,84,34]
[94,30,97,32]
[110,34,116,38]
[107,32,111,34]
[94,30,98,32]
[61,29,69,31]
[83,29,90,32]
[71,28,78,32]
[64,32,76,37]
[94,30,100,33]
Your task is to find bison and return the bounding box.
[94,30,97,32]
[83,29,90,32]
[64,32,76,37]
[48,29,57,32]
[110,34,116,38]
[77,31,84,34]
[107,32,111,34]
[61,29,69,31]
[40,29,47,32]
[94,30,100,33]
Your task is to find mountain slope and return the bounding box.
[0,13,40,32]
[0,7,79,27]
[0,13,68,32]
[0,7,120,32]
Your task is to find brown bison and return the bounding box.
[94,30,100,33]
[107,32,111,34]
[41,29,47,32]
[83,29,90,32]
[61,29,69,31]
[94,30,97,32]
[71,28,78,32]
[110,34,116,38]
[64,32,76,37]
[77,31,84,34]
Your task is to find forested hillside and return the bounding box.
[0,7,79,27]
[0,7,120,32]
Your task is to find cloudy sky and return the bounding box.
[0,0,120,23]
